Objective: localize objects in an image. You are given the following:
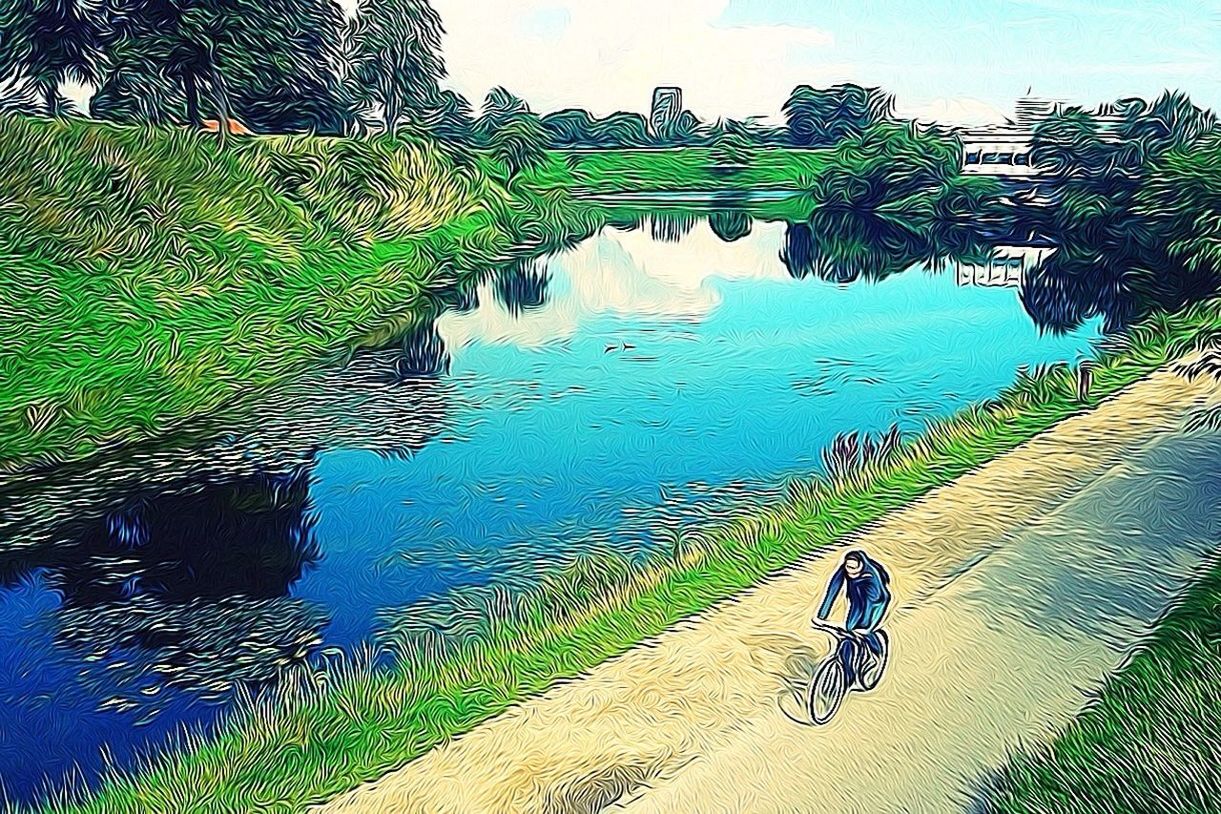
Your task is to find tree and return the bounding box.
[806,121,958,212]
[349,0,445,136]
[473,85,528,144]
[424,88,473,143]
[92,0,351,134]
[91,0,232,135]
[0,0,103,116]
[541,108,596,146]
[487,111,548,179]
[710,128,753,167]
[541,108,651,148]
[668,109,703,146]
[221,0,351,134]
[1021,92,1219,330]
[783,83,894,147]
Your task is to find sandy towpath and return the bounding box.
[316,358,1221,814]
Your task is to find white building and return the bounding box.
[958,94,1066,177]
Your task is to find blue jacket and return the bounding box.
[817,550,892,632]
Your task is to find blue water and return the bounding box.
[0,216,1101,802]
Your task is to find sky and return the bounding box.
[417,0,1221,125]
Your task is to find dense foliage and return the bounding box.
[1020,91,1219,331]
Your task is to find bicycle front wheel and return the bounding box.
[809,656,847,725]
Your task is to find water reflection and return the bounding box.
[397,321,451,377]
[648,212,699,243]
[780,212,935,284]
[709,210,753,243]
[494,257,552,315]
[0,458,328,801]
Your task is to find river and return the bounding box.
[0,208,1101,804]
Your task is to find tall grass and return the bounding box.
[31,292,1221,814]
[0,116,597,471]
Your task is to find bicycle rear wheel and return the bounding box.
[808,656,847,725]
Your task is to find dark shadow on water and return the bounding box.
[0,457,329,803]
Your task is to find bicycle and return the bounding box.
[806,620,890,725]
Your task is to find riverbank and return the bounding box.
[32,292,1221,812]
[0,116,600,472]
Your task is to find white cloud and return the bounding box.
[431,0,838,120]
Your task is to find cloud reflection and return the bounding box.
[437,218,790,351]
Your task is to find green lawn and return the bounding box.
[557,146,829,193]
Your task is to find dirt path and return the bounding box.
[317,359,1221,814]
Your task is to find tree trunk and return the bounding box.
[44,81,57,117]
[210,63,232,148]
[183,72,201,129]
[384,97,399,138]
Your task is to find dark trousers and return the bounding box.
[837,631,882,685]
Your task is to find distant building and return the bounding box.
[957,92,1132,176]
[1013,95,1065,129]
[650,87,683,137]
[959,93,1065,177]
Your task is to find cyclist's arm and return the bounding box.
[816,569,844,620]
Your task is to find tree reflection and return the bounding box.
[647,212,698,243]
[780,211,931,284]
[494,257,551,316]
[396,320,450,377]
[708,209,752,243]
[0,459,328,708]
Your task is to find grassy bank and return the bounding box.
[34,291,1221,812]
[552,146,829,194]
[0,116,599,471]
[982,551,1221,813]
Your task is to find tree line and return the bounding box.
[0,1,895,153]
[1020,90,1220,331]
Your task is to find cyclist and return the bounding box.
[814,549,892,687]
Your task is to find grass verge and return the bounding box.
[981,550,1221,814]
[31,295,1221,813]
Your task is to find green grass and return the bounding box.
[0,117,599,471]
[32,295,1221,814]
[982,553,1221,814]
[555,146,829,194]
